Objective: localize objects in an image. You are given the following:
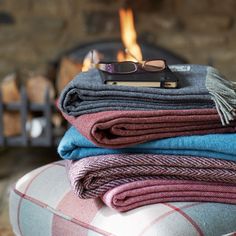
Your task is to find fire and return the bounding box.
[118,8,142,62]
[81,57,92,72]
[81,8,142,71]
[81,50,101,72]
[117,50,126,62]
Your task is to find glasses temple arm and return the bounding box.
[93,63,113,73]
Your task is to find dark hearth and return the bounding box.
[66,39,187,64]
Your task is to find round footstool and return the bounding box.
[9,161,236,236]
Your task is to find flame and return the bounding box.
[117,50,126,62]
[82,8,142,70]
[81,58,91,72]
[82,50,101,72]
[118,8,142,62]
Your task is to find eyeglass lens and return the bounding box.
[144,60,166,72]
[113,62,137,74]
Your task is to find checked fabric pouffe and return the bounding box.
[9,161,236,236]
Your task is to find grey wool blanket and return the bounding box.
[59,64,236,125]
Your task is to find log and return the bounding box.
[52,113,63,128]
[26,75,55,104]
[0,73,22,137]
[0,73,20,103]
[56,57,82,94]
[3,111,22,137]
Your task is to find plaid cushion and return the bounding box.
[9,161,236,236]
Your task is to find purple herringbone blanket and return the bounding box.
[67,154,236,199]
[102,179,236,212]
[62,109,236,148]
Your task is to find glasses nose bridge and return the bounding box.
[140,61,146,68]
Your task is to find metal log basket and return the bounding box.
[0,87,65,147]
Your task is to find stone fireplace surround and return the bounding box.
[0,0,236,81]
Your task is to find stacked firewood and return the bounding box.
[0,50,101,138]
[0,57,82,137]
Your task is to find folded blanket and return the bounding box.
[66,154,236,198]
[102,179,236,212]
[62,108,236,148]
[58,126,236,161]
[58,65,236,125]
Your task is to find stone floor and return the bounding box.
[0,147,59,235]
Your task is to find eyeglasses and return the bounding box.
[94,60,166,74]
[89,48,166,74]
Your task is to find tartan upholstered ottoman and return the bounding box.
[9,161,236,236]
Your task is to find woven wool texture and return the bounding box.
[66,154,236,198]
[58,126,236,161]
[62,108,236,148]
[102,179,236,212]
[59,65,212,116]
[58,65,236,124]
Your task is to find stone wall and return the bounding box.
[0,0,236,80]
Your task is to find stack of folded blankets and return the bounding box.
[57,64,236,213]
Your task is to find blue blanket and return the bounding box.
[58,126,236,161]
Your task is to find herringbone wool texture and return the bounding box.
[10,162,236,235]
[67,154,236,198]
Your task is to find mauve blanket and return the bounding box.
[58,65,236,125]
[102,179,236,212]
[58,126,236,161]
[66,154,236,198]
[62,108,236,148]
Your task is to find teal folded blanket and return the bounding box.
[58,126,236,161]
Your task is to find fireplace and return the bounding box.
[1,0,234,147]
[0,0,235,78]
[0,38,186,147]
[0,4,189,147]
[65,39,186,64]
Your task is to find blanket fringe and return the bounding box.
[206,67,236,125]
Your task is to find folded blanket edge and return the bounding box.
[206,67,236,125]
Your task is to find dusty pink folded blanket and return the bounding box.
[102,179,236,212]
[67,154,236,199]
[62,109,236,148]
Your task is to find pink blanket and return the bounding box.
[67,154,236,199]
[102,179,236,212]
[62,109,236,148]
